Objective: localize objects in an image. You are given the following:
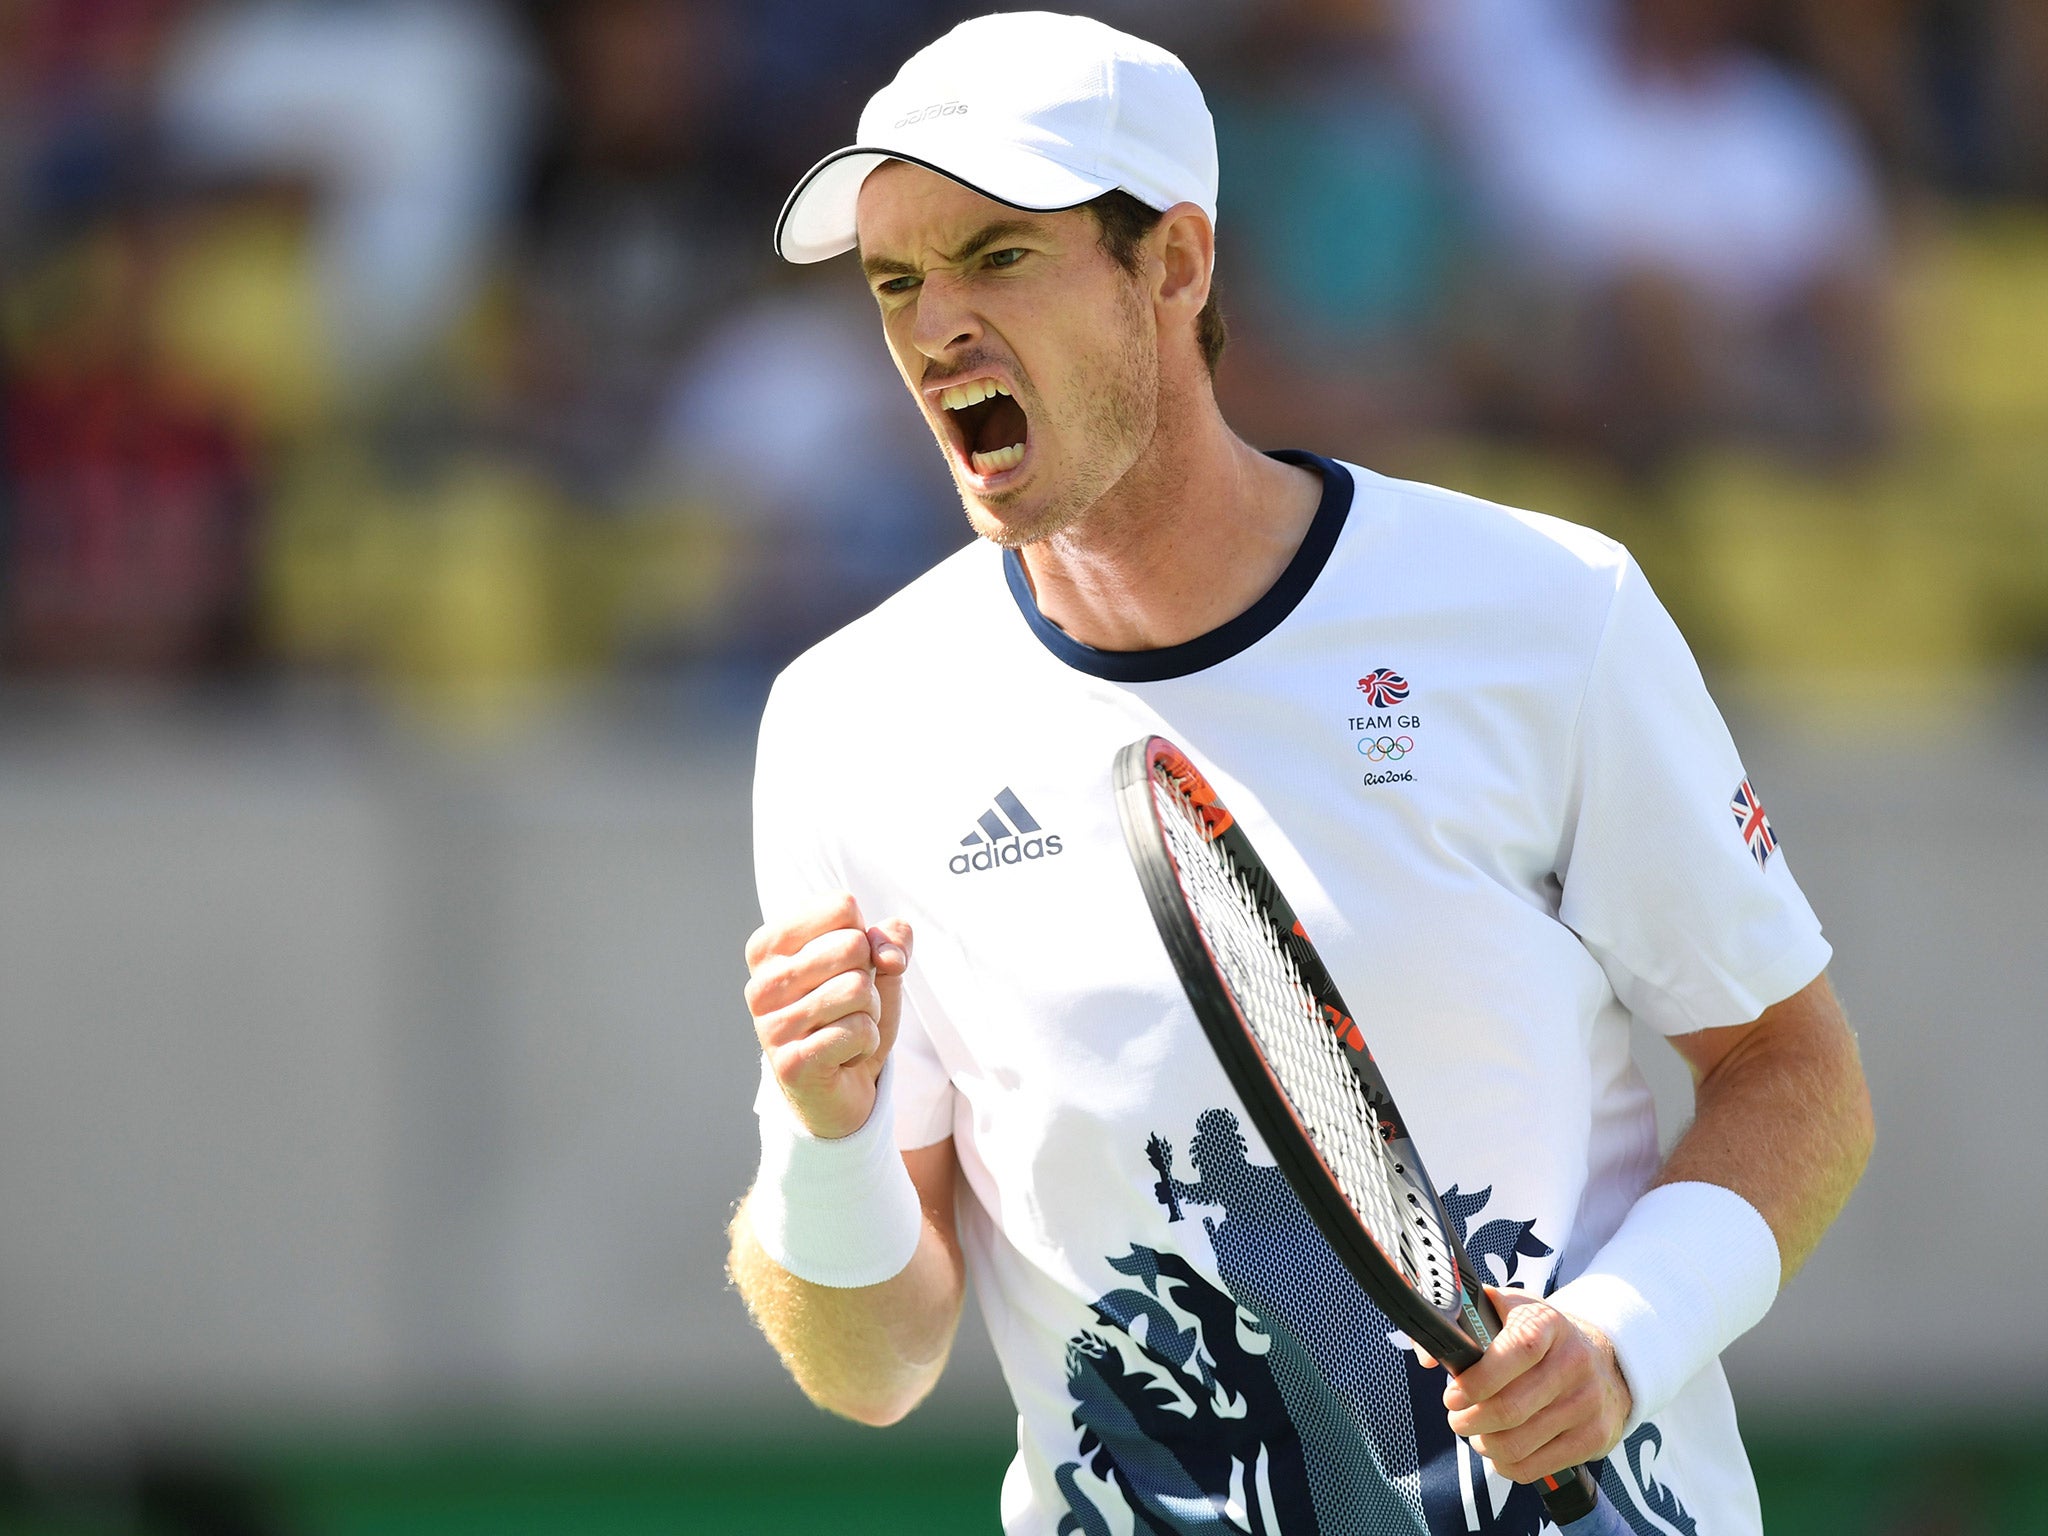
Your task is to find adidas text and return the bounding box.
[950,835,1063,874]
[894,101,967,128]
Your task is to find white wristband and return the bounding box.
[748,1055,924,1288]
[1548,1181,1781,1431]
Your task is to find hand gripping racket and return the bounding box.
[1114,735,1615,1528]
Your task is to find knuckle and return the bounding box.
[1560,1376,1600,1419]
[802,926,870,978]
[1505,1298,1552,1334]
[785,1023,849,1071]
[748,953,806,1015]
[1488,1393,1531,1434]
[1487,1430,1545,1481]
[1546,1428,1597,1474]
[766,1040,811,1088]
[1564,1434,1599,1472]
[754,1001,809,1049]
[854,968,885,1011]
[787,975,874,1036]
[822,967,871,1009]
[1486,1335,1539,1379]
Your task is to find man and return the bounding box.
[728,14,1872,1535]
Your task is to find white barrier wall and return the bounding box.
[1,696,2042,1433]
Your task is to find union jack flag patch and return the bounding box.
[1730,779,1778,868]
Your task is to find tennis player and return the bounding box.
[730,14,1872,1535]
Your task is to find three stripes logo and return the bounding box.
[948,787,1064,875]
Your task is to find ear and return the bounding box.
[1150,202,1215,326]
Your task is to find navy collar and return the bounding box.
[1002,450,1354,682]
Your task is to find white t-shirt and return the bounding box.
[753,453,1829,1536]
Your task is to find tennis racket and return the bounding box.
[1114,734,1613,1528]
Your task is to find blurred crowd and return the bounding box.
[2,0,2045,710]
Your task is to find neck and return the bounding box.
[1014,388,1324,653]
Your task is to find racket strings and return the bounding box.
[1152,768,1461,1312]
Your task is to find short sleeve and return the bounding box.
[1556,559,1831,1036]
[751,673,958,1150]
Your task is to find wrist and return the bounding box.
[1549,1181,1781,1431]
[749,1055,924,1288]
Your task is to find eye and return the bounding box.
[877,273,921,296]
[986,247,1026,269]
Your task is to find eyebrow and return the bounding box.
[859,217,1049,281]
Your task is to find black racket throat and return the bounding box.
[1113,736,1602,1523]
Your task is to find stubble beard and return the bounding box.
[955,280,1159,551]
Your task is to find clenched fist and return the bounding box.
[745,892,914,1140]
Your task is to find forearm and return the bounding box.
[1657,974,1874,1280]
[728,1176,965,1425]
[738,901,969,1424]
[1545,974,1872,1435]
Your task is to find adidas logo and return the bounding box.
[948,788,1064,875]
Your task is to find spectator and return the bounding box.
[1207,0,1466,457]
[512,0,750,508]
[155,0,537,385]
[719,0,966,200]
[1,208,258,676]
[1778,0,2048,200]
[1404,0,1891,468]
[0,0,191,266]
[653,274,963,674]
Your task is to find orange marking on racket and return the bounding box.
[1323,1003,1365,1052]
[1158,745,1235,837]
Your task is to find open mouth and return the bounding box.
[937,377,1030,479]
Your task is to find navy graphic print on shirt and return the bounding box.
[1055,1109,1571,1535]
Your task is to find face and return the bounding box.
[855,161,1159,548]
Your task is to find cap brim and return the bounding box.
[774,142,1118,263]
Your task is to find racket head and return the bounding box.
[1113,734,1490,1370]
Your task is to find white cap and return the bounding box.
[774,11,1217,264]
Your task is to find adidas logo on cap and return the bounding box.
[948,788,1064,875]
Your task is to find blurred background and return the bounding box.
[1,0,2045,1531]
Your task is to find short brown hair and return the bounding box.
[1084,190,1227,377]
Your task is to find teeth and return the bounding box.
[970,443,1025,476]
[939,378,1003,412]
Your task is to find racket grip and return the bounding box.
[1461,1281,1609,1527]
[1539,1463,1604,1524]
[1552,1464,1643,1531]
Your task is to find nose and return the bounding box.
[909,269,981,362]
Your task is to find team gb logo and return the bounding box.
[1356,669,1409,708]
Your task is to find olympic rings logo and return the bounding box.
[1357,735,1414,762]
